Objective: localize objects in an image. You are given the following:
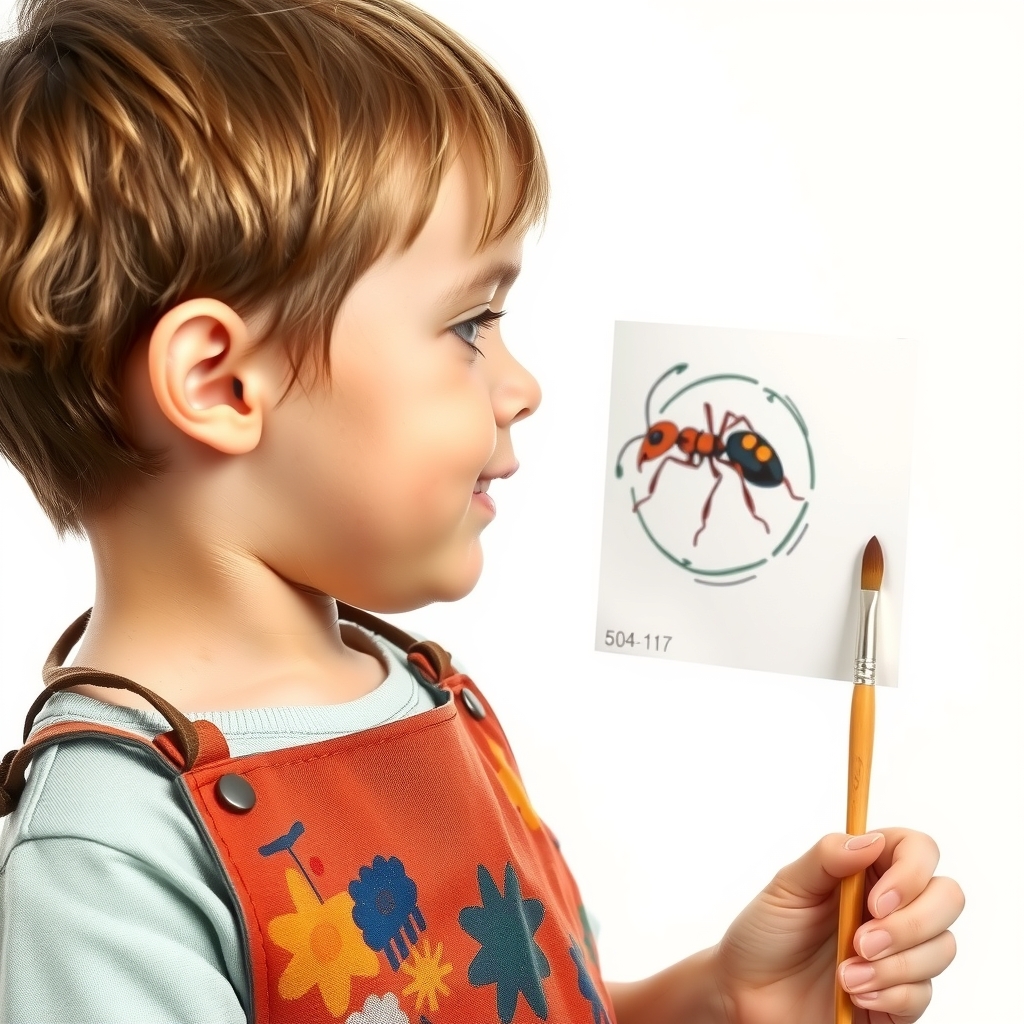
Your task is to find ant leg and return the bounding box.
[692,461,724,546]
[728,464,771,533]
[719,410,759,436]
[704,402,715,433]
[781,475,804,502]
[632,456,700,512]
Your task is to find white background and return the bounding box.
[1,2,1020,1020]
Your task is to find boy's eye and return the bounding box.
[449,308,506,354]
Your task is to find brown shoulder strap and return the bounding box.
[7,601,452,813]
[334,600,421,651]
[0,720,177,818]
[23,608,201,768]
[335,600,454,681]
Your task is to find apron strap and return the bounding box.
[24,608,203,766]
[10,602,454,790]
[335,600,454,683]
[0,720,180,818]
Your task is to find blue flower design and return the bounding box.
[349,855,426,971]
[458,862,550,1023]
[570,936,610,1023]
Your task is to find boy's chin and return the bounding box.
[348,544,484,613]
[425,544,484,605]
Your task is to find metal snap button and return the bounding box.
[215,773,256,813]
[461,688,486,720]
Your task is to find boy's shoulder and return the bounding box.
[0,696,189,871]
[0,696,251,1024]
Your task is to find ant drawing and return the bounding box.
[617,372,804,547]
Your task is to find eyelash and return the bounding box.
[449,308,506,357]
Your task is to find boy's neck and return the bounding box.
[68,517,388,714]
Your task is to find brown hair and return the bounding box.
[0,0,548,538]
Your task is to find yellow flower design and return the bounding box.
[400,938,453,1013]
[268,868,380,1017]
[486,737,541,829]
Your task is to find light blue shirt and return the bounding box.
[0,627,441,1024]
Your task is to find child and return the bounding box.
[0,0,962,1021]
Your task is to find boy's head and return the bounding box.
[0,0,548,570]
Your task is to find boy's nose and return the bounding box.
[495,351,541,427]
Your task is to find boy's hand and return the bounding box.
[713,829,963,1024]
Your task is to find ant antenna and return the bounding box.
[645,363,687,427]
[615,433,646,478]
[616,364,688,478]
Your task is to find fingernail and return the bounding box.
[875,889,900,917]
[841,963,875,991]
[858,929,892,959]
[853,992,879,1004]
[845,832,884,850]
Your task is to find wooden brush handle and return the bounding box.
[835,682,875,1024]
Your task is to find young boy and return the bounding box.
[0,0,962,1021]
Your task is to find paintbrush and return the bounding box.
[835,536,884,1024]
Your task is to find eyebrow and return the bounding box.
[438,261,522,307]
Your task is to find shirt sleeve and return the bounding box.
[0,740,249,1024]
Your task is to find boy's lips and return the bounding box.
[473,461,519,493]
[472,462,517,514]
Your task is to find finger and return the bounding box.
[840,931,956,998]
[766,833,887,906]
[863,829,940,918]
[850,978,932,1022]
[855,875,965,960]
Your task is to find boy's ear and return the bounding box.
[145,298,264,456]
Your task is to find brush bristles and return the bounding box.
[861,536,884,591]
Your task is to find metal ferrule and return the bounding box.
[854,588,879,685]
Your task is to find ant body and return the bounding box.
[617,368,803,546]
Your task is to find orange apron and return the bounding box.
[1,603,615,1024]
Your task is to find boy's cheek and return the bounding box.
[402,394,497,474]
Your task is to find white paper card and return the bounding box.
[595,322,916,685]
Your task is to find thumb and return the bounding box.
[768,832,886,907]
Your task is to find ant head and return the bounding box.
[638,420,679,467]
[679,427,699,455]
